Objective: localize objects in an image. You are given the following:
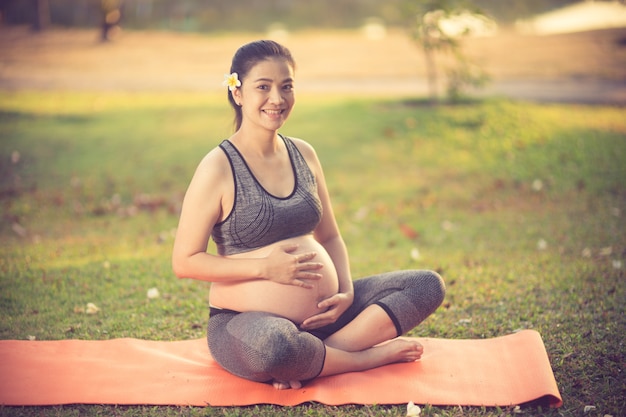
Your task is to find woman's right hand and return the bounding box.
[262,244,324,288]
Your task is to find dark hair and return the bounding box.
[227,40,296,131]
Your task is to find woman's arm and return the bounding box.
[172,148,258,282]
[172,148,322,287]
[313,181,354,297]
[293,139,355,329]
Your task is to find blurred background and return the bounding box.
[2,0,625,34]
[0,0,625,101]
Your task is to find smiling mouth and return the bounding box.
[263,109,284,115]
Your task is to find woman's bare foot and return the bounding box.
[375,338,424,364]
[272,380,302,390]
[319,338,424,378]
[272,339,423,387]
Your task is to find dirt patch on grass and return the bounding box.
[0,25,625,99]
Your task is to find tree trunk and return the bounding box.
[32,0,50,31]
[423,45,439,104]
[101,0,122,42]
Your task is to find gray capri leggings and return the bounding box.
[207,269,445,383]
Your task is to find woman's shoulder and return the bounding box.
[194,143,232,180]
[285,136,318,159]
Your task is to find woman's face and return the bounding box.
[233,57,295,132]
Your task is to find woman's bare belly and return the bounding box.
[209,234,339,324]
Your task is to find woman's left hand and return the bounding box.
[300,292,354,330]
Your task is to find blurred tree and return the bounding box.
[401,0,490,103]
[101,0,122,41]
[31,0,50,31]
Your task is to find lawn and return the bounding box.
[0,91,624,416]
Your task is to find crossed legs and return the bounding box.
[208,270,445,390]
[272,304,424,389]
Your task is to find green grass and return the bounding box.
[0,91,624,417]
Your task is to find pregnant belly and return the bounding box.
[209,234,339,324]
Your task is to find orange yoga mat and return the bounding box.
[0,329,562,408]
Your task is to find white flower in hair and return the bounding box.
[223,72,241,91]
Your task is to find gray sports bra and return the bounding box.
[211,135,323,256]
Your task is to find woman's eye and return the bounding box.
[283,85,294,91]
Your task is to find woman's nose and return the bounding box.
[268,86,284,104]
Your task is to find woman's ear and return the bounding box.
[232,88,242,106]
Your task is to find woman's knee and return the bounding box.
[208,313,324,382]
[399,269,446,315]
[421,269,446,306]
[254,326,325,381]
[412,270,446,311]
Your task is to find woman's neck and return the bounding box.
[230,127,281,158]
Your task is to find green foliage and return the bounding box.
[1,92,625,416]
[401,0,492,103]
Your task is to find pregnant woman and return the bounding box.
[172,40,445,390]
